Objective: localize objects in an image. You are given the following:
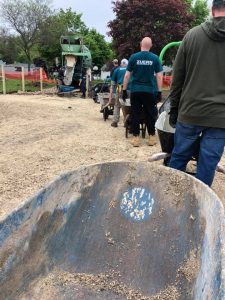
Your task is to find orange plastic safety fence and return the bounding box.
[0,69,55,83]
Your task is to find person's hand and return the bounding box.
[156,91,162,103]
[169,107,178,128]
[122,90,128,101]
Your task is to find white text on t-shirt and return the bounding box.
[136,60,153,66]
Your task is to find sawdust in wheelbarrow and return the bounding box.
[21,269,180,300]
[177,249,200,283]
[19,248,201,300]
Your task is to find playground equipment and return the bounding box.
[0,162,224,299]
[57,35,92,95]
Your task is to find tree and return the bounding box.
[38,8,87,65]
[191,0,209,27]
[108,0,194,61]
[84,29,113,69]
[38,9,113,69]
[0,0,52,69]
[0,28,19,63]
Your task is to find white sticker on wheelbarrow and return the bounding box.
[120,187,154,221]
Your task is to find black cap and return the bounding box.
[213,0,225,6]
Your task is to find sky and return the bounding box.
[53,0,115,41]
[53,0,213,42]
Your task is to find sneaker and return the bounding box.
[131,136,140,147]
[111,122,118,127]
[148,135,157,146]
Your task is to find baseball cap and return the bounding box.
[121,58,128,65]
[213,0,225,6]
[112,59,118,63]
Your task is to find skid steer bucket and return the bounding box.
[0,162,224,300]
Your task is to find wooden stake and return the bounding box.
[1,64,6,95]
[40,67,43,93]
[86,68,91,98]
[21,67,25,92]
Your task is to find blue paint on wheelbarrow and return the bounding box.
[0,162,224,300]
[0,209,25,247]
[120,187,154,221]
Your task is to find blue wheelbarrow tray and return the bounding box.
[0,162,224,299]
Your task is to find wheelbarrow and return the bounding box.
[98,92,115,121]
[0,162,224,299]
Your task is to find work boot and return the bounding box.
[148,135,157,146]
[131,136,140,147]
[111,122,118,127]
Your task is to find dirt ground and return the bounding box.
[0,94,224,219]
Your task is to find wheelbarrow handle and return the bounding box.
[216,164,225,175]
[148,152,170,162]
[149,153,225,176]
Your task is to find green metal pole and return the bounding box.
[159,41,182,63]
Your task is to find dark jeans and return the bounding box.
[130,92,158,136]
[169,122,225,186]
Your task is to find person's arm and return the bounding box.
[123,71,131,90]
[169,37,187,110]
[122,56,133,100]
[109,69,117,103]
[122,71,131,100]
[154,57,163,102]
[168,36,187,127]
[156,72,163,91]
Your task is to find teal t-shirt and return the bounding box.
[112,67,126,84]
[127,51,163,93]
[111,66,131,90]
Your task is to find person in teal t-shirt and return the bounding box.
[109,58,129,127]
[123,37,163,147]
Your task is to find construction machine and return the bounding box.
[57,35,92,95]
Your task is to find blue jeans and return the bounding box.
[169,122,225,186]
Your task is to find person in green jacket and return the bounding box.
[168,0,225,186]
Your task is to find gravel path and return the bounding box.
[0,94,224,219]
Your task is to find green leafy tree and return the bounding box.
[38,8,87,64]
[0,0,52,70]
[184,0,193,13]
[0,28,19,63]
[191,0,209,27]
[84,29,113,69]
[184,0,209,26]
[38,9,112,69]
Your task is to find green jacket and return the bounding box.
[169,17,225,128]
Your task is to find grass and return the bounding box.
[0,79,56,93]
